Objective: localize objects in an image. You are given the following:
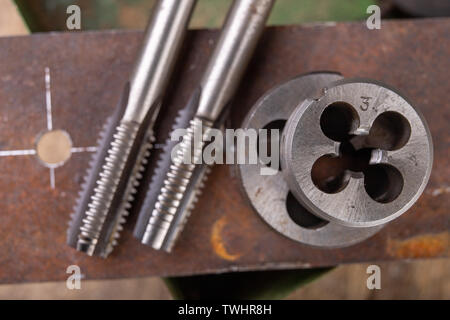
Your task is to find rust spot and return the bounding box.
[210,216,242,261]
[387,232,449,259]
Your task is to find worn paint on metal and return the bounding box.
[210,216,242,261]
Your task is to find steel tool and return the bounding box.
[134,0,275,252]
[67,0,197,257]
[238,72,383,247]
[239,74,432,247]
[281,79,433,228]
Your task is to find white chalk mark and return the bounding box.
[45,67,53,131]
[71,146,98,153]
[0,149,36,157]
[49,167,55,189]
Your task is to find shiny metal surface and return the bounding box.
[141,118,214,251]
[238,73,382,247]
[282,79,433,228]
[137,0,275,252]
[69,0,196,257]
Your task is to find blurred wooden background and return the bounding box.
[1,260,448,299]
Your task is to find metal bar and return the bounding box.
[0,19,448,284]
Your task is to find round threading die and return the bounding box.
[281,79,433,228]
[238,73,382,248]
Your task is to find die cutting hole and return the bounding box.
[312,142,376,194]
[36,130,72,168]
[367,111,411,151]
[311,154,350,194]
[311,142,404,203]
[257,119,286,171]
[364,164,404,203]
[320,102,359,142]
[286,192,329,229]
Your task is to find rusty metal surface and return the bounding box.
[0,19,448,284]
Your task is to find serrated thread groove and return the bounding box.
[142,117,213,251]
